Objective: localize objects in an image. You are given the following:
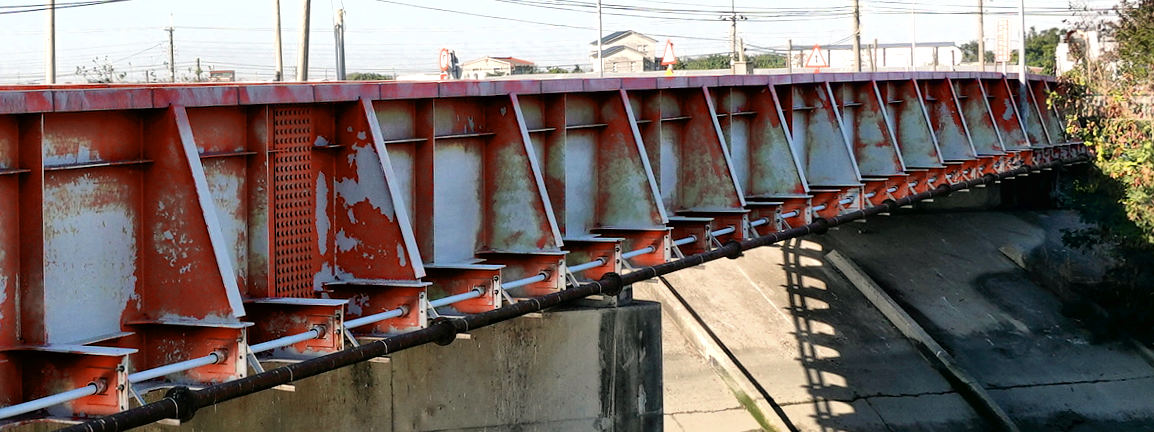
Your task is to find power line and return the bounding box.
[0,0,131,15]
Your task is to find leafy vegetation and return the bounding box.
[674,53,786,70]
[1057,0,1154,339]
[346,72,394,81]
[958,27,1062,74]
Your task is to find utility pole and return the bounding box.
[1017,0,1028,125]
[977,0,985,70]
[166,21,176,82]
[334,8,346,80]
[296,0,311,81]
[46,0,55,84]
[596,0,603,77]
[722,0,746,73]
[274,0,284,81]
[910,0,918,71]
[872,38,879,71]
[787,39,793,74]
[852,0,862,72]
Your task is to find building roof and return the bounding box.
[589,30,658,46]
[461,56,536,67]
[590,45,647,59]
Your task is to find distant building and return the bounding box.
[793,42,964,70]
[1056,30,1116,75]
[461,57,536,79]
[590,30,658,73]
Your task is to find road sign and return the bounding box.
[661,39,677,66]
[996,19,1010,62]
[804,45,829,69]
[438,48,451,72]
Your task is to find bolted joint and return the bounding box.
[598,272,625,297]
[811,217,831,235]
[881,199,898,212]
[92,378,109,395]
[164,386,199,423]
[933,184,953,198]
[723,240,744,260]
[210,349,229,364]
[310,324,328,339]
[429,317,467,346]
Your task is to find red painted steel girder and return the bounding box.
[0,72,1086,423]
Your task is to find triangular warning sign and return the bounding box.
[661,39,677,66]
[804,44,829,69]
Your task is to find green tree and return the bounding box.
[1115,0,1154,82]
[959,40,995,63]
[674,53,730,70]
[749,53,786,68]
[545,67,570,74]
[347,72,394,81]
[1025,27,1063,75]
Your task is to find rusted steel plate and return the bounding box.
[878,79,944,169]
[831,81,905,177]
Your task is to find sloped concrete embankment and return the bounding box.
[821,211,1154,431]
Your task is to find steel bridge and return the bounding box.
[0,71,1086,427]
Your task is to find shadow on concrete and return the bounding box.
[777,238,987,432]
[779,238,855,432]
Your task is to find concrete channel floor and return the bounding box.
[822,211,1154,431]
[635,239,989,432]
[657,322,766,432]
[637,210,1154,432]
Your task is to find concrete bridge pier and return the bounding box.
[21,302,663,432]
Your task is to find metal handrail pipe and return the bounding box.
[621,246,656,259]
[128,352,222,384]
[249,328,323,354]
[429,288,485,308]
[500,273,548,291]
[0,384,100,420]
[710,226,736,237]
[344,307,406,329]
[567,258,607,274]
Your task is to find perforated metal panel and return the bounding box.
[271,107,315,298]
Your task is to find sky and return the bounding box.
[0,0,1121,83]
